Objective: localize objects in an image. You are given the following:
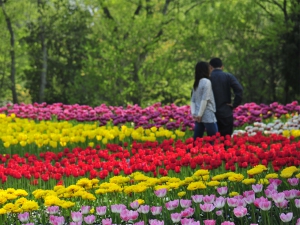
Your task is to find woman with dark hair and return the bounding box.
[191,61,218,140]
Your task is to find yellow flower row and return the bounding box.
[1,166,299,214]
[0,114,186,148]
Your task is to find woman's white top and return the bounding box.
[191,78,217,123]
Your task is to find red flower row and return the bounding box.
[0,133,299,184]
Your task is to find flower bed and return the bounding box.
[0,101,300,224]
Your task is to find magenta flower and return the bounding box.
[200,203,215,212]
[217,186,228,195]
[102,218,112,225]
[151,206,162,215]
[134,221,145,225]
[170,213,182,223]
[296,218,300,225]
[18,212,30,223]
[180,199,192,208]
[295,199,300,208]
[216,210,223,216]
[227,197,239,207]
[283,189,297,199]
[71,212,83,223]
[221,222,235,225]
[203,219,216,225]
[80,206,91,214]
[180,207,194,218]
[49,215,65,225]
[70,222,82,225]
[120,209,139,221]
[130,200,140,209]
[96,206,106,216]
[191,195,203,203]
[258,200,272,211]
[264,188,278,198]
[275,199,289,209]
[252,184,263,193]
[203,194,216,204]
[84,215,96,224]
[137,205,150,214]
[214,196,226,208]
[288,178,299,186]
[165,200,179,210]
[280,212,293,223]
[233,206,247,218]
[244,194,255,204]
[272,192,285,203]
[111,204,127,213]
[46,206,60,215]
[154,188,167,198]
[181,218,196,225]
[149,219,164,225]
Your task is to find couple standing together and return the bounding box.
[190,58,243,140]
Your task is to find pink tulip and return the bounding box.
[111,204,126,213]
[252,184,263,193]
[233,206,247,218]
[288,178,299,186]
[71,212,83,223]
[265,188,278,198]
[180,199,192,208]
[221,222,235,225]
[244,194,255,204]
[137,205,150,214]
[154,188,167,198]
[130,200,140,209]
[150,206,162,215]
[18,212,30,223]
[165,200,179,210]
[200,203,215,212]
[191,195,203,203]
[227,198,238,207]
[84,215,95,224]
[102,218,112,225]
[296,218,300,225]
[283,189,297,199]
[216,210,223,216]
[272,192,285,203]
[258,200,272,211]
[275,199,288,209]
[280,212,293,222]
[120,209,139,221]
[203,219,216,225]
[170,213,182,223]
[203,194,216,204]
[80,206,91,214]
[181,218,196,225]
[295,199,300,208]
[46,206,60,215]
[181,207,194,217]
[214,196,226,208]
[149,219,164,225]
[96,206,106,216]
[217,186,228,195]
[134,222,145,225]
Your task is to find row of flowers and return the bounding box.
[1,113,300,154]
[0,101,299,129]
[1,132,300,186]
[1,166,300,224]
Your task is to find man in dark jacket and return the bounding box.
[209,58,243,137]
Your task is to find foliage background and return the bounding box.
[0,0,299,107]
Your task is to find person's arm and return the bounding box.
[190,89,196,116]
[230,75,243,108]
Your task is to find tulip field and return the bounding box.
[0,101,300,225]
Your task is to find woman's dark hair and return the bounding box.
[193,61,210,90]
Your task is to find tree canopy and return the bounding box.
[0,0,299,107]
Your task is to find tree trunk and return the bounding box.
[1,1,18,103]
[38,0,47,103]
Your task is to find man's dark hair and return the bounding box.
[209,58,223,68]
